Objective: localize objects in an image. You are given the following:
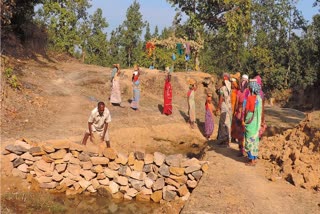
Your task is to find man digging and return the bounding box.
[82,101,111,148]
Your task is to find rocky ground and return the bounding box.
[1,55,319,213]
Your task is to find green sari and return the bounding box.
[244,95,262,159]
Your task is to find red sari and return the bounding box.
[163,79,172,115]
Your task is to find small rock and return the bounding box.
[130,179,144,191]
[170,167,185,176]
[39,182,58,189]
[42,155,54,163]
[52,170,63,182]
[20,152,35,161]
[87,185,96,193]
[37,176,53,183]
[109,181,119,194]
[12,168,26,178]
[141,187,153,195]
[81,161,93,170]
[97,173,106,180]
[80,169,96,181]
[8,153,18,162]
[103,148,117,160]
[192,170,203,181]
[91,178,100,189]
[128,152,135,165]
[135,151,145,160]
[133,160,144,171]
[187,180,197,188]
[108,161,120,170]
[130,171,146,181]
[79,153,91,162]
[50,140,70,149]
[126,188,138,197]
[13,158,25,168]
[165,154,182,167]
[79,180,91,190]
[114,176,128,186]
[152,177,165,191]
[69,142,85,151]
[17,163,29,173]
[178,184,189,197]
[67,164,82,176]
[115,152,128,165]
[90,157,109,165]
[99,178,110,186]
[136,193,150,202]
[144,154,154,164]
[144,177,154,188]
[29,147,46,156]
[154,152,165,166]
[63,153,73,162]
[159,164,170,177]
[151,190,162,203]
[14,140,31,150]
[147,172,158,181]
[60,178,76,187]
[5,144,28,155]
[55,163,67,173]
[104,168,118,178]
[201,163,209,172]
[42,144,55,153]
[165,178,180,189]
[181,158,199,168]
[163,189,177,202]
[185,164,201,174]
[92,165,104,173]
[49,149,67,160]
[143,164,153,173]
[112,192,124,200]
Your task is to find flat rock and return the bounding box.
[97,173,106,180]
[104,168,118,178]
[42,144,55,153]
[154,152,166,166]
[181,192,190,201]
[13,158,25,168]
[126,188,138,197]
[79,153,91,162]
[165,178,180,189]
[163,189,177,202]
[67,164,81,176]
[118,165,130,176]
[81,161,93,170]
[135,151,145,160]
[187,180,198,188]
[152,177,165,191]
[20,152,35,161]
[178,184,189,196]
[291,173,305,187]
[108,161,120,170]
[8,153,18,162]
[159,164,170,177]
[170,167,185,176]
[79,180,91,190]
[170,175,188,184]
[90,157,109,165]
[130,171,146,181]
[128,152,135,165]
[151,190,162,203]
[29,147,46,156]
[115,152,128,165]
[147,172,158,181]
[99,178,110,186]
[112,192,124,200]
[143,164,153,173]
[50,140,71,149]
[91,178,100,189]
[55,163,67,173]
[114,176,128,186]
[87,185,96,193]
[144,154,154,164]
[130,179,144,191]
[144,177,154,189]
[17,163,29,173]
[42,155,54,163]
[201,163,209,172]
[141,187,153,195]
[52,170,63,182]
[14,140,31,150]
[103,148,117,160]
[92,165,104,173]
[181,158,200,168]
[133,160,144,171]
[192,170,203,181]
[185,164,201,174]
[63,153,72,162]
[60,178,76,187]
[69,156,80,165]
[109,181,119,194]
[80,169,96,181]
[5,144,28,155]
[49,149,67,160]
[35,159,52,172]
[136,193,150,202]
[165,154,182,167]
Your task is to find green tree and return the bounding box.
[37,0,91,54]
[144,22,152,42]
[120,0,145,67]
[153,25,159,38]
[85,8,109,66]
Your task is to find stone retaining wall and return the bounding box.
[3,140,208,203]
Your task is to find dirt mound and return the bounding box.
[260,111,320,190]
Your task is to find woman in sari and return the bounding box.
[254,72,267,138]
[231,74,249,155]
[187,79,197,129]
[131,65,141,111]
[244,80,262,166]
[163,74,173,115]
[217,73,232,147]
[204,93,215,140]
[110,65,123,107]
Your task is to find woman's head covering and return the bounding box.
[134,64,139,70]
[242,74,249,81]
[249,79,261,95]
[113,64,120,69]
[188,78,196,86]
[223,73,230,80]
[230,72,241,81]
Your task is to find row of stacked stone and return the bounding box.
[3,140,208,203]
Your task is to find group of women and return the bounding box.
[110,64,264,166]
[187,72,265,166]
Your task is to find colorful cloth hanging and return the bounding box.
[176,43,184,55]
[185,43,191,55]
[146,42,155,57]
[172,53,176,61]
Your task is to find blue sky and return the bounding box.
[89,0,319,35]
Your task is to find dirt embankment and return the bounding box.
[260,111,320,190]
